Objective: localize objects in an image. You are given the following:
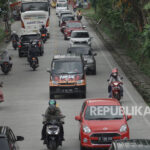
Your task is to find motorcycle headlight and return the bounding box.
[120,124,127,132]
[77,80,83,84]
[83,126,91,133]
[46,125,60,135]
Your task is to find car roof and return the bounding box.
[85,98,120,106]
[72,30,88,33]
[113,139,150,150]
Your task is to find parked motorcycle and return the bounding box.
[0,82,4,103]
[1,61,12,75]
[42,115,65,150]
[41,34,47,43]
[30,57,39,71]
[110,81,123,101]
[12,40,18,50]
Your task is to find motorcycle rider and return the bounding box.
[108,68,123,97]
[76,9,82,20]
[0,50,12,67]
[41,99,65,143]
[40,25,47,35]
[27,40,39,64]
[11,31,19,42]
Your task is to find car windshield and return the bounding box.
[71,32,89,38]
[57,3,67,7]
[52,61,83,74]
[69,47,91,55]
[67,22,82,28]
[85,105,124,120]
[21,35,40,42]
[62,16,74,22]
[21,2,48,12]
[0,138,10,150]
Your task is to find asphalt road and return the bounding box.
[0,8,150,150]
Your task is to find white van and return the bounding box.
[56,2,68,15]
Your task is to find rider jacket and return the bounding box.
[11,33,19,41]
[44,106,62,122]
[40,27,47,34]
[108,74,122,85]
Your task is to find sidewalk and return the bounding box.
[86,18,150,105]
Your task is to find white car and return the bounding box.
[70,30,93,47]
[56,2,68,15]
[58,10,72,18]
[57,0,67,3]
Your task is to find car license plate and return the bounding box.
[99,137,112,142]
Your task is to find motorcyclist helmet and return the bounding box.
[42,25,45,28]
[12,31,16,34]
[49,99,56,106]
[112,68,118,78]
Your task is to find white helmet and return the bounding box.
[12,31,16,34]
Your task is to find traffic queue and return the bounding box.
[0,0,149,150]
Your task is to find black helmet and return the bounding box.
[42,25,45,28]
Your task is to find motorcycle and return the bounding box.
[41,33,47,43]
[42,115,65,150]
[0,82,4,103]
[30,57,39,71]
[109,81,123,101]
[12,40,18,50]
[1,61,12,75]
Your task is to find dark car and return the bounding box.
[63,20,86,40]
[67,46,97,75]
[18,33,44,57]
[48,55,86,99]
[109,139,150,150]
[0,126,24,150]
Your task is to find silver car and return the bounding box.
[70,30,93,47]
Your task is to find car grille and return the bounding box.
[58,82,76,85]
[74,41,87,44]
[91,133,121,145]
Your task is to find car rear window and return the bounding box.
[71,32,89,38]
[69,47,91,55]
[67,22,82,28]
[0,138,10,150]
[57,3,67,7]
[62,16,74,22]
[21,35,40,42]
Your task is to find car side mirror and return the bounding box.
[126,115,132,121]
[47,68,51,73]
[121,77,123,80]
[75,115,81,121]
[93,53,97,56]
[16,136,24,141]
[107,79,110,82]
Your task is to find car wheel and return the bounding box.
[80,144,86,150]
[93,69,96,75]
[81,87,86,98]
[64,36,67,40]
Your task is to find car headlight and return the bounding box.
[120,124,127,132]
[52,81,58,85]
[83,126,91,133]
[77,80,83,84]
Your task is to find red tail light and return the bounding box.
[21,19,25,28]
[46,18,49,27]
[18,45,22,48]
[38,41,41,47]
